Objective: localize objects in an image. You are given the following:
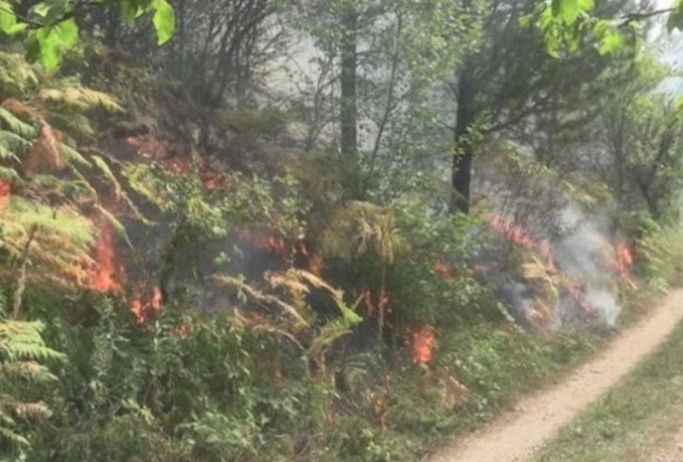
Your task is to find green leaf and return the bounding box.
[28,28,60,70]
[598,31,625,56]
[57,18,78,49]
[25,18,79,70]
[30,3,50,18]
[668,0,683,32]
[551,0,594,25]
[0,1,14,33]
[0,1,25,35]
[152,0,175,45]
[564,27,581,53]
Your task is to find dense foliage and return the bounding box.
[1,1,683,461]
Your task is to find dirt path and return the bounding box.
[424,289,683,462]
[647,418,683,462]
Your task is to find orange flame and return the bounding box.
[433,259,453,279]
[87,220,124,292]
[538,239,557,273]
[485,214,558,274]
[237,229,292,264]
[568,283,593,313]
[0,181,10,209]
[410,326,437,365]
[485,214,534,248]
[200,169,221,191]
[361,289,391,317]
[614,241,636,288]
[130,286,163,324]
[372,393,387,427]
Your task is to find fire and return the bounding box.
[538,239,557,273]
[0,181,9,209]
[410,326,437,365]
[83,215,165,325]
[87,219,124,292]
[126,135,220,192]
[433,259,453,279]
[485,214,558,273]
[200,169,221,191]
[485,214,534,248]
[129,286,163,324]
[237,229,291,264]
[371,393,387,427]
[568,283,593,313]
[614,241,636,288]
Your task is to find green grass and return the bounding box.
[532,317,683,462]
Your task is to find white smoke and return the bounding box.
[551,204,621,326]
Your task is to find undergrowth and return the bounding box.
[3,47,683,462]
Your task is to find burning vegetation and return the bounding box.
[2,2,683,460]
[0,181,9,209]
[479,208,635,329]
[86,219,124,293]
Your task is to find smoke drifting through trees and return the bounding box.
[1,1,683,461]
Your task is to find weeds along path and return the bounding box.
[424,289,683,462]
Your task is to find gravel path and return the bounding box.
[424,289,683,462]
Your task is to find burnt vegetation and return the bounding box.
[1,0,683,461]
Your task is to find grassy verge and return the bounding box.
[531,310,683,462]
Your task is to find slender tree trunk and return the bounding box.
[340,6,359,197]
[452,68,476,214]
[175,0,186,81]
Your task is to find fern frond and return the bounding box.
[0,198,97,283]
[0,166,21,183]
[0,108,35,139]
[38,87,122,112]
[94,205,132,248]
[0,421,29,447]
[46,111,94,137]
[213,275,311,328]
[306,318,352,361]
[60,143,91,168]
[0,130,31,160]
[0,52,38,95]
[323,201,404,264]
[64,166,98,200]
[91,155,122,198]
[0,321,65,363]
[8,401,52,420]
[0,361,56,382]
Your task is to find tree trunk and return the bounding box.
[175,0,186,82]
[340,7,359,197]
[452,69,476,214]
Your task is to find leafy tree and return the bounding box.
[534,0,682,57]
[0,0,176,69]
[448,0,634,213]
[589,57,683,222]
[284,0,479,200]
